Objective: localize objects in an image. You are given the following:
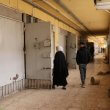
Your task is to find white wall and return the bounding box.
[51,27,55,69]
[108,34,110,64]
[58,28,67,56]
[67,33,77,68]
[0,17,24,86]
[94,43,99,55]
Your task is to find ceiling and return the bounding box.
[57,0,110,35]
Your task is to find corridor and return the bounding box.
[0,54,110,110]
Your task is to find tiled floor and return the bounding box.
[0,54,110,110]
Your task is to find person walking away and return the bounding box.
[52,46,68,90]
[76,42,90,88]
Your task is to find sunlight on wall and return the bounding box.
[88,35,107,48]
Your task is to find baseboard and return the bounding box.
[25,79,51,89]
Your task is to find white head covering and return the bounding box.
[56,46,63,52]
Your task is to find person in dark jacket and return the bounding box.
[76,42,90,88]
[52,46,68,90]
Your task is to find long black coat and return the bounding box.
[53,51,68,86]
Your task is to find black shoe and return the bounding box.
[52,85,55,89]
[82,80,85,85]
[81,84,85,88]
[62,86,66,90]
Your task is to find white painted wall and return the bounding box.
[51,28,55,69]
[67,33,77,68]
[58,28,67,56]
[108,33,110,64]
[94,43,99,55]
[0,17,24,86]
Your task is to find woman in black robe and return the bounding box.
[52,46,68,89]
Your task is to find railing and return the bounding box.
[0,79,25,99]
[0,79,51,99]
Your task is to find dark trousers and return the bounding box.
[79,64,87,84]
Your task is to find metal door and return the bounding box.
[25,22,52,87]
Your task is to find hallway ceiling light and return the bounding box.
[95,0,110,10]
